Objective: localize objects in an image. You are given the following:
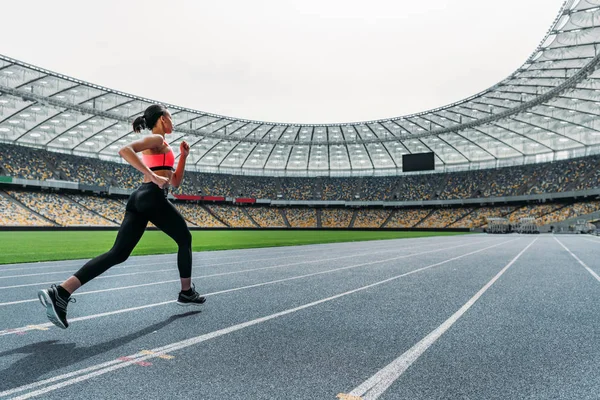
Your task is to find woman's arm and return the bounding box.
[118,135,169,188]
[171,141,190,188]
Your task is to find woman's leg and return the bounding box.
[67,210,148,292]
[148,200,204,306]
[147,199,192,290]
[39,206,148,329]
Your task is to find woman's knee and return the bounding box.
[109,247,131,264]
[179,230,192,248]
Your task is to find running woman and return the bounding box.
[38,104,205,329]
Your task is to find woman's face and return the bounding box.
[160,111,173,134]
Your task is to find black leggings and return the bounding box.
[74,182,192,285]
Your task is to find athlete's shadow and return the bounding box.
[0,310,201,392]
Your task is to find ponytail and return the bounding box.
[132,104,167,133]
[132,115,147,133]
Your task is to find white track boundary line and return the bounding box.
[554,237,600,282]
[0,249,361,279]
[0,237,442,271]
[1,238,517,399]
[0,237,475,289]
[0,238,490,306]
[581,237,600,245]
[0,239,496,331]
[344,237,537,400]
[0,238,504,336]
[0,236,468,278]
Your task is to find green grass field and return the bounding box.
[0,230,470,265]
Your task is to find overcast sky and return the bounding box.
[3,0,564,124]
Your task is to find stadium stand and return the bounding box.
[321,208,354,228]
[68,194,126,224]
[396,175,441,201]
[283,178,315,200]
[284,208,317,228]
[449,206,516,228]
[506,204,564,225]
[245,206,286,227]
[353,209,390,228]
[175,203,226,227]
[537,201,600,226]
[385,208,431,228]
[4,144,600,230]
[43,152,111,187]
[0,145,59,181]
[3,143,600,202]
[235,176,279,199]
[322,178,358,201]
[416,208,474,229]
[6,190,115,226]
[0,191,53,226]
[205,204,256,227]
[109,163,141,189]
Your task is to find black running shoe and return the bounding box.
[177,284,206,307]
[38,284,75,329]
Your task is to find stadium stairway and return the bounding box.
[65,195,117,226]
[414,208,435,228]
[202,204,229,227]
[241,207,260,227]
[447,208,476,228]
[380,209,396,228]
[279,208,291,228]
[568,167,598,192]
[316,208,322,228]
[543,209,600,232]
[517,165,543,196]
[314,177,324,200]
[348,209,359,228]
[432,176,448,200]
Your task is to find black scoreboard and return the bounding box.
[402,152,435,172]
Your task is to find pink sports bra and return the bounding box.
[142,140,175,172]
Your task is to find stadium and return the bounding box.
[1,0,599,399]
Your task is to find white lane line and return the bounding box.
[0,237,439,271]
[0,237,459,278]
[581,235,600,241]
[554,237,600,283]
[581,237,600,245]
[0,253,298,278]
[0,260,174,279]
[0,245,342,276]
[343,238,537,400]
[0,238,504,335]
[0,246,362,279]
[0,238,491,306]
[2,238,516,399]
[0,237,476,289]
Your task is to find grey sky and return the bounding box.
[3,0,563,124]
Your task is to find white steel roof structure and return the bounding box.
[1,0,600,177]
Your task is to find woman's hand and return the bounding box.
[149,173,170,189]
[180,141,190,158]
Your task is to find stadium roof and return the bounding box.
[1,0,600,177]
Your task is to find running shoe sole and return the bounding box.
[176,299,206,307]
[37,289,67,329]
